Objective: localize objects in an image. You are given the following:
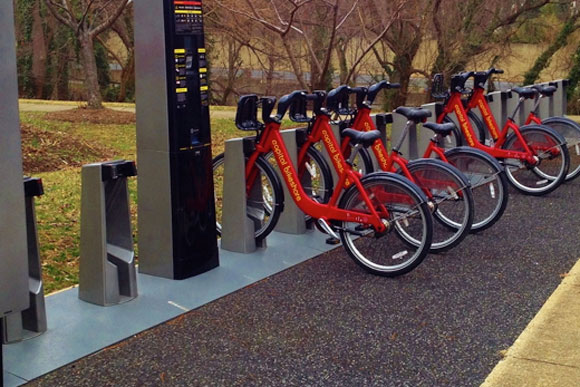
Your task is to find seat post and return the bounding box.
[508,96,525,122]
[531,93,543,115]
[392,121,413,153]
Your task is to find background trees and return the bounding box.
[10,0,580,110]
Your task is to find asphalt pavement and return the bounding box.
[25,176,580,386]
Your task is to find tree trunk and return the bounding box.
[79,32,103,109]
[31,0,47,98]
[118,50,134,102]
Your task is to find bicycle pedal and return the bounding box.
[325,237,341,245]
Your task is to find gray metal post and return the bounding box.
[220,138,263,253]
[539,82,555,118]
[1,2,30,381]
[79,161,138,306]
[2,178,47,344]
[552,79,569,116]
[0,0,30,327]
[274,129,307,234]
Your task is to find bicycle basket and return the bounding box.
[289,94,311,123]
[235,95,264,131]
[431,73,448,100]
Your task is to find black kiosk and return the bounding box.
[135,0,219,279]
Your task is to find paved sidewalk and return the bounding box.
[483,259,580,386]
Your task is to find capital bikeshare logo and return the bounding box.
[271,140,302,202]
[454,104,475,146]
[363,120,388,169]
[477,99,499,139]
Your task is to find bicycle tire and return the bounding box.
[405,158,474,253]
[338,172,433,277]
[501,125,569,196]
[541,116,580,181]
[212,153,284,241]
[444,147,509,232]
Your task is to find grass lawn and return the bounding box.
[20,107,296,293]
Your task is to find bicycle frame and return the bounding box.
[438,90,538,164]
[243,117,389,231]
[342,106,462,195]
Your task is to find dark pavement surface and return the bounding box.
[29,179,580,386]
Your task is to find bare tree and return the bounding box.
[431,0,551,81]
[44,0,131,108]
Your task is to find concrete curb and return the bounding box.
[482,258,580,386]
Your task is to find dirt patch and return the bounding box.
[21,124,115,173]
[44,107,136,125]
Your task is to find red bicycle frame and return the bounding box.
[342,106,462,195]
[438,89,538,164]
[243,116,388,231]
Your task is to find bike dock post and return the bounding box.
[274,128,308,234]
[540,82,556,118]
[487,91,510,134]
[78,160,138,306]
[221,137,265,253]
[551,79,569,116]
[2,178,47,344]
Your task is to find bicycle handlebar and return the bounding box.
[472,68,504,89]
[277,90,307,120]
[451,71,474,93]
[367,81,401,105]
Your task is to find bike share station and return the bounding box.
[0,0,573,384]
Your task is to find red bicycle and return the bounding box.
[288,87,474,253]
[459,69,580,182]
[213,92,433,276]
[434,71,569,196]
[323,83,508,233]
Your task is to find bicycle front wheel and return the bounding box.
[444,147,509,232]
[501,125,569,196]
[338,173,433,277]
[406,159,474,253]
[541,116,580,181]
[212,153,284,241]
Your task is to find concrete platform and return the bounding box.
[2,229,336,386]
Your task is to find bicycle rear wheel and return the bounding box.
[444,147,509,232]
[501,125,569,196]
[541,116,580,181]
[338,173,433,277]
[212,153,284,241]
[406,159,474,253]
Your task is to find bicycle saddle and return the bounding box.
[395,106,432,122]
[511,87,538,99]
[423,122,456,136]
[342,128,381,148]
[531,85,557,97]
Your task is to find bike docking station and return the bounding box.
[78,160,138,306]
[1,1,34,383]
[2,178,47,344]
[220,136,271,253]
